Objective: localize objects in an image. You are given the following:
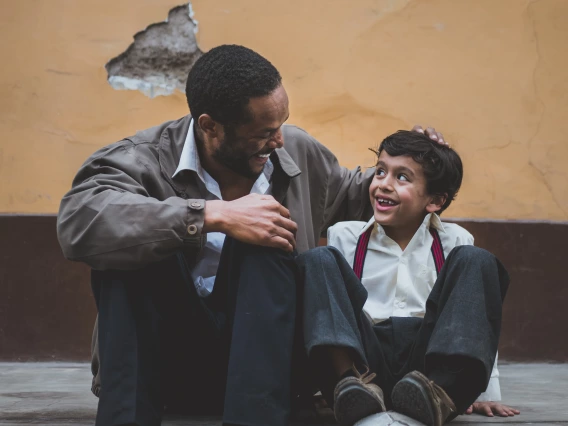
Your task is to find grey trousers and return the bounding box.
[296,245,510,413]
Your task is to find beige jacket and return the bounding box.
[57,115,375,395]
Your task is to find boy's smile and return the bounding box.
[370,151,444,244]
[376,194,399,211]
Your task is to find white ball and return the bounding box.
[355,411,425,426]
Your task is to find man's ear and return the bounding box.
[197,114,220,138]
[426,193,447,214]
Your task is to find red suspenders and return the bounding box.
[429,227,445,275]
[353,226,445,280]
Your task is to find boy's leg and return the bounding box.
[393,245,510,421]
[92,254,226,426]
[296,246,392,425]
[210,237,299,426]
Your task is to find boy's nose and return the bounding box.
[379,176,395,192]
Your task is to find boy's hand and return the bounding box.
[412,125,449,146]
[465,402,520,417]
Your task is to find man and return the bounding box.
[57,44,445,426]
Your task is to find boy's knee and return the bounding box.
[449,245,495,267]
[296,246,338,267]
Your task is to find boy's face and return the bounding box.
[369,151,445,230]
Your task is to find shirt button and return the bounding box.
[187,224,198,235]
[190,201,203,209]
[398,301,406,308]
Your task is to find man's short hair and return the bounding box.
[186,44,282,127]
[375,130,463,214]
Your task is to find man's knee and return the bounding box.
[227,237,295,266]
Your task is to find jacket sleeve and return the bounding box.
[316,141,375,232]
[57,140,205,270]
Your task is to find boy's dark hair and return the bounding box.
[375,130,463,214]
[186,45,282,127]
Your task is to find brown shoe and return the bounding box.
[391,370,457,426]
[333,367,386,426]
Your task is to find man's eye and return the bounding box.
[260,131,276,140]
[398,174,408,181]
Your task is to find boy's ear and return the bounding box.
[426,194,447,214]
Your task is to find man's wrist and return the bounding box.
[204,200,228,233]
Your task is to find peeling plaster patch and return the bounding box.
[106,4,202,98]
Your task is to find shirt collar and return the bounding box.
[428,212,446,233]
[358,212,446,237]
[172,118,203,179]
[172,119,274,198]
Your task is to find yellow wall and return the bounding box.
[1,0,567,220]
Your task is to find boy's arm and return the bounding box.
[465,346,520,417]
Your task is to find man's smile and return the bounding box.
[251,149,274,165]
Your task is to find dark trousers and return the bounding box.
[296,245,510,413]
[92,238,304,426]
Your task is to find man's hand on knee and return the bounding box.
[205,194,297,252]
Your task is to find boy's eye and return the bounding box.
[398,174,409,181]
[376,169,386,177]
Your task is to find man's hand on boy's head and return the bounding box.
[412,125,449,146]
[465,402,520,417]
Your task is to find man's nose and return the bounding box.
[268,128,284,148]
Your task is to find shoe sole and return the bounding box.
[391,375,438,426]
[334,383,385,426]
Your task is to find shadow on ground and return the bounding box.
[0,363,566,425]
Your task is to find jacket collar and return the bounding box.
[159,115,302,196]
[274,143,301,177]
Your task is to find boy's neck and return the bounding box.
[381,214,430,251]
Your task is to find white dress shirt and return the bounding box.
[327,213,501,401]
[172,119,273,297]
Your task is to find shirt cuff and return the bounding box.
[476,377,501,402]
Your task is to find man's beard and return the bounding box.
[212,131,264,180]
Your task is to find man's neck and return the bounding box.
[381,216,427,251]
[195,131,254,201]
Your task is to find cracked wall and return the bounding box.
[106,4,202,98]
[1,0,567,221]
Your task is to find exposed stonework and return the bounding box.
[105,3,202,98]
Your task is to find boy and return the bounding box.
[296,131,519,426]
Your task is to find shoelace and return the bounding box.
[355,365,377,384]
[425,376,456,413]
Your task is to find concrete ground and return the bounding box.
[0,363,566,426]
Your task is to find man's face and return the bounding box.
[369,150,440,231]
[213,85,289,179]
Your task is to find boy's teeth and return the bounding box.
[378,198,395,205]
[257,153,270,158]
